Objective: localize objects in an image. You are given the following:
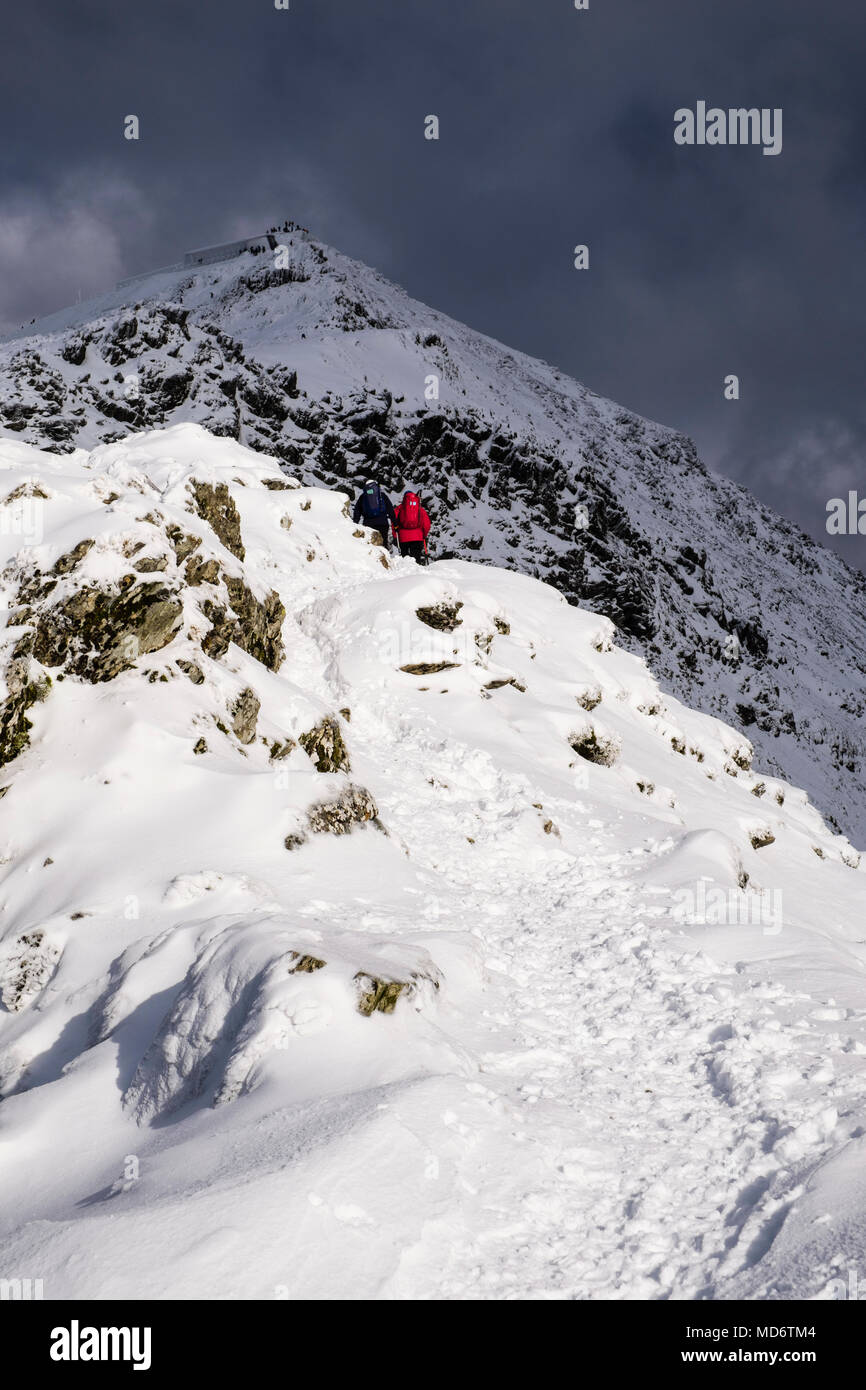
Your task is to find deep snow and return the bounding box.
[0,424,865,1300]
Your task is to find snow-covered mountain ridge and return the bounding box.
[0,226,863,844]
[1,424,865,1300]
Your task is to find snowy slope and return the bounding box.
[0,227,863,849]
[1,423,865,1300]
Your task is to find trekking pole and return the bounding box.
[422,537,430,567]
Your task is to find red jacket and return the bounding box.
[394,495,431,544]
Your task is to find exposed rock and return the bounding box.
[416,602,463,632]
[52,538,94,575]
[185,554,220,586]
[157,369,194,411]
[400,661,459,675]
[289,952,326,974]
[750,829,776,850]
[307,785,380,836]
[484,677,525,692]
[0,640,51,766]
[32,578,183,682]
[200,576,285,672]
[200,603,233,662]
[299,716,350,773]
[286,785,382,849]
[60,335,88,366]
[165,525,201,563]
[190,480,245,559]
[353,966,440,1017]
[224,576,285,671]
[193,737,208,755]
[576,685,602,711]
[569,728,620,767]
[4,481,50,502]
[177,659,205,685]
[354,974,409,1016]
[230,687,260,744]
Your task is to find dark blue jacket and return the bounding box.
[353,483,397,530]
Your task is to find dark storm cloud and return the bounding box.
[1,0,864,564]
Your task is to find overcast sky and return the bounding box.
[2,0,864,566]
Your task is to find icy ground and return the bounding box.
[0,424,864,1300]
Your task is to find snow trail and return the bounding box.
[292,576,866,1299]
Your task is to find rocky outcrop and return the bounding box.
[569,728,620,767]
[286,786,382,849]
[190,480,245,559]
[0,489,286,775]
[32,577,183,682]
[230,687,260,745]
[353,973,409,1016]
[299,717,350,773]
[201,576,285,671]
[400,661,459,675]
[416,602,463,632]
[0,644,51,767]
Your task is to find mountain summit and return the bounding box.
[1,225,863,843]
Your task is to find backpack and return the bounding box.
[401,492,420,528]
[361,482,386,519]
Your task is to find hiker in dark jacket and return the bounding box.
[394,491,431,562]
[353,478,397,549]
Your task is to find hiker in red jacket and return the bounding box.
[394,491,431,562]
